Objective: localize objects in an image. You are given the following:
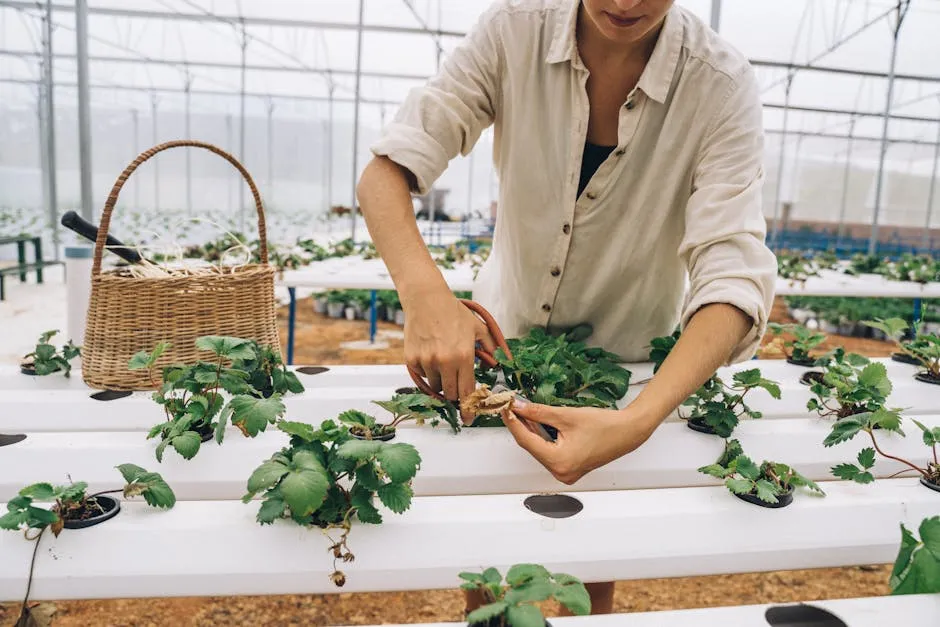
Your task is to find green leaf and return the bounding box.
[227,395,285,437]
[376,443,422,483]
[376,482,413,514]
[122,470,176,509]
[504,580,554,605]
[912,420,940,447]
[858,362,892,397]
[337,409,377,428]
[116,463,148,484]
[466,601,509,625]
[277,420,317,442]
[505,604,545,627]
[336,439,383,461]
[482,567,503,585]
[920,516,940,560]
[824,418,865,447]
[858,447,877,470]
[256,495,287,524]
[354,464,384,491]
[279,464,329,518]
[754,479,779,504]
[350,484,382,524]
[283,371,305,394]
[19,483,56,500]
[552,575,591,616]
[891,543,940,595]
[870,409,903,433]
[459,572,486,584]
[846,353,871,367]
[832,463,861,481]
[171,431,202,460]
[246,460,290,494]
[698,464,731,479]
[732,368,761,387]
[734,456,760,481]
[506,563,551,586]
[194,336,256,360]
[726,478,754,495]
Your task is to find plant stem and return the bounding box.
[88,488,123,499]
[19,525,46,620]
[867,429,929,479]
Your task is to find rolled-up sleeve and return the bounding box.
[369,6,503,195]
[678,64,777,364]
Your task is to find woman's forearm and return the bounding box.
[356,156,453,306]
[625,303,753,427]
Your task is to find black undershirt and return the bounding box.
[578,141,616,198]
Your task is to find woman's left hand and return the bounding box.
[501,398,659,485]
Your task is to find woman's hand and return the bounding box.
[501,399,659,485]
[402,289,497,422]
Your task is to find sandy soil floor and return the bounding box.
[0,296,905,626]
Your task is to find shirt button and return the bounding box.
[625,100,635,110]
[585,192,597,200]
[550,266,561,277]
[542,303,552,312]
[562,223,571,234]
[615,149,625,156]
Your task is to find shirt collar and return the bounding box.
[545,2,684,104]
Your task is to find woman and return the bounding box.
[356,0,776,614]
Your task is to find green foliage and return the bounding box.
[698,439,824,505]
[680,368,781,438]
[766,323,827,363]
[486,326,631,410]
[648,330,681,374]
[21,329,81,377]
[890,516,940,595]
[777,252,819,282]
[243,416,422,587]
[0,468,175,536]
[807,348,893,420]
[461,565,590,625]
[135,336,302,462]
[371,393,460,434]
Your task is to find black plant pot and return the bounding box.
[194,423,215,443]
[0,433,27,447]
[786,356,816,367]
[800,371,825,386]
[765,603,848,627]
[891,352,922,366]
[90,390,133,401]
[686,417,717,436]
[62,495,121,529]
[914,372,940,386]
[468,617,552,627]
[734,487,793,509]
[395,387,420,395]
[296,366,330,376]
[351,428,396,442]
[920,477,940,493]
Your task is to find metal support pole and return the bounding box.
[770,73,794,249]
[710,0,722,32]
[184,70,192,216]
[42,0,59,258]
[226,113,233,212]
[836,117,857,250]
[287,287,296,365]
[75,0,94,221]
[350,0,364,241]
[37,86,49,214]
[922,109,940,253]
[869,0,911,256]
[266,97,274,207]
[151,93,159,211]
[327,84,334,213]
[239,21,248,232]
[321,119,329,212]
[131,109,140,208]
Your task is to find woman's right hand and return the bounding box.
[402,290,498,423]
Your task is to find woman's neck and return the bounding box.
[576,5,665,70]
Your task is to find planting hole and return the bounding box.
[524,494,583,519]
[90,390,133,401]
[764,603,847,626]
[0,433,27,447]
[63,495,121,530]
[395,387,419,395]
[920,477,940,494]
[297,366,330,376]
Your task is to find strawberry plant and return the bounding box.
[698,439,824,508]
[890,516,940,595]
[864,318,940,385]
[765,323,827,366]
[460,564,590,626]
[680,368,781,438]
[648,329,680,374]
[243,418,421,587]
[20,330,81,377]
[806,349,893,419]
[478,327,631,409]
[131,336,298,462]
[777,252,818,283]
[370,392,460,435]
[825,409,940,489]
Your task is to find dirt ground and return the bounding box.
[0,296,903,626]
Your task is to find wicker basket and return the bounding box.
[81,140,281,391]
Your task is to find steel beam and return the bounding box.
[922,104,940,251]
[710,0,721,32]
[75,0,94,221]
[763,102,937,124]
[42,0,59,258]
[836,118,857,248]
[350,0,364,242]
[770,74,794,248]
[751,58,940,85]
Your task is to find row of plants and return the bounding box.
[783,296,940,337]
[776,251,939,285]
[311,289,475,326]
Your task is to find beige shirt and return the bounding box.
[370,0,777,363]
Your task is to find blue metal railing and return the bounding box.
[771,228,940,258]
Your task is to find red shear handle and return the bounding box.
[407,299,513,401]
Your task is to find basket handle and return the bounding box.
[92,140,269,275]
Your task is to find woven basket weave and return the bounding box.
[81,140,281,391]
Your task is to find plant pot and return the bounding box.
[350,427,396,441]
[734,487,793,509]
[297,366,330,376]
[62,495,121,529]
[394,309,406,326]
[786,356,816,367]
[19,360,60,376]
[313,297,328,314]
[468,618,552,627]
[194,423,215,443]
[90,390,133,401]
[819,320,839,334]
[800,371,824,386]
[344,306,357,321]
[0,433,27,447]
[395,387,419,395]
[837,323,854,336]
[920,477,940,493]
[870,328,887,341]
[914,372,940,386]
[891,352,922,366]
[686,416,717,436]
[327,302,345,318]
